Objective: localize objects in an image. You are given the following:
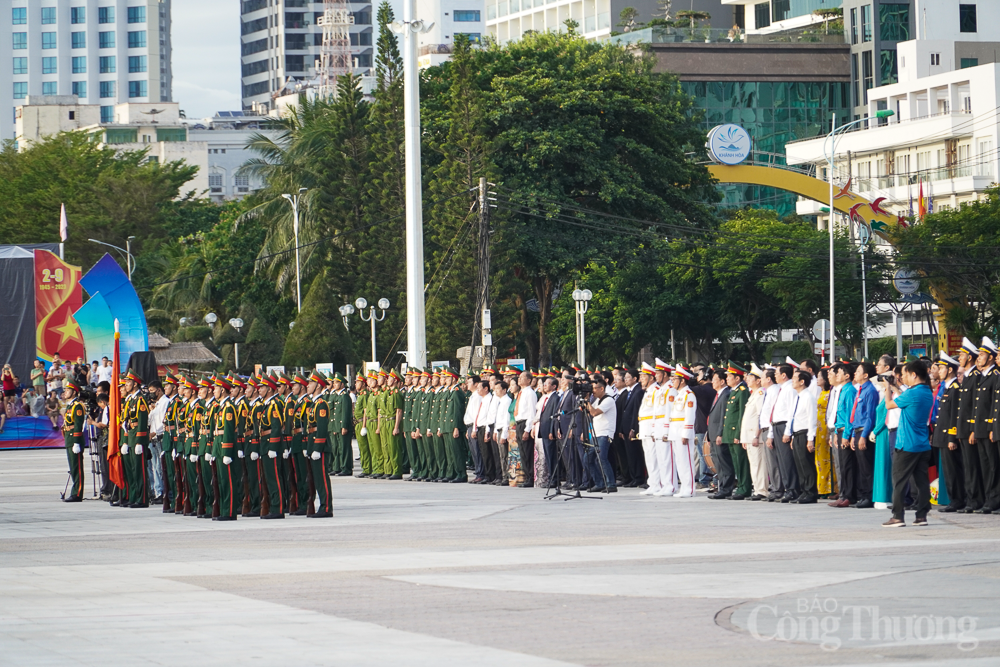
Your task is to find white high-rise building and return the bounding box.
[240,0,374,114]
[0,0,172,141]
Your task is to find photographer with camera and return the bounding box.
[583,376,617,493]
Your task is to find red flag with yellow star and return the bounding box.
[33,249,84,363]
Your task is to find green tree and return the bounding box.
[282,268,357,367]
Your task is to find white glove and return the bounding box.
[360,427,368,436]
[222,456,232,465]
[171,450,178,459]
[238,450,244,459]
[189,454,198,463]
[121,444,129,455]
[205,454,213,463]
[282,450,289,459]
[134,444,143,455]
[250,452,259,461]
[310,451,321,461]
[72,443,81,454]
[267,450,277,459]
[302,449,308,457]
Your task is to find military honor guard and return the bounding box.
[722,362,751,500]
[306,370,333,518]
[668,365,698,498]
[122,369,150,508]
[934,353,965,512]
[61,378,88,502]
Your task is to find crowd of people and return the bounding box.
[55,338,998,528]
[0,354,117,433]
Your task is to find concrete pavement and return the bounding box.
[2,448,999,666]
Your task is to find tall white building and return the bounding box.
[240,0,373,113]
[413,0,485,69]
[1,0,172,141]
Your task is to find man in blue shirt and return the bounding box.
[849,362,879,509]
[882,361,934,527]
[829,362,858,507]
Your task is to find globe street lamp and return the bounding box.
[229,317,244,370]
[339,303,355,331]
[348,297,389,363]
[281,188,308,313]
[572,288,592,368]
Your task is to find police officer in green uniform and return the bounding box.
[329,372,353,476]
[354,374,372,477]
[62,379,87,502]
[306,370,334,517]
[380,370,405,479]
[365,372,385,477]
[722,362,751,500]
[123,369,150,508]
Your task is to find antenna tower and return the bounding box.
[318,0,354,98]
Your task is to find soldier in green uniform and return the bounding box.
[288,374,312,513]
[160,374,180,513]
[306,370,334,517]
[245,375,266,517]
[329,372,353,476]
[173,376,193,515]
[723,362,752,500]
[229,375,249,516]
[354,374,372,477]
[442,369,468,482]
[402,369,416,479]
[201,376,220,517]
[365,372,384,477]
[426,370,444,481]
[277,374,298,510]
[257,374,286,519]
[412,369,433,481]
[212,375,239,520]
[379,369,405,479]
[62,379,87,502]
[183,377,202,516]
[122,370,150,508]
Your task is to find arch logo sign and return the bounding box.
[707,124,752,165]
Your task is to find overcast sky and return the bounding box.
[171,1,242,119]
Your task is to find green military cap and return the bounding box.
[332,371,346,382]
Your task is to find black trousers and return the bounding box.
[476,426,497,481]
[791,431,817,500]
[627,437,646,483]
[960,435,984,509]
[892,448,931,521]
[977,437,1000,510]
[516,420,533,485]
[612,433,628,482]
[938,444,965,509]
[466,428,483,478]
[836,429,856,502]
[710,435,735,494]
[771,422,799,497]
[542,435,560,486]
[854,429,875,502]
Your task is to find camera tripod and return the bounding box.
[543,401,612,501]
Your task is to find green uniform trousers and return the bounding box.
[730,443,752,496]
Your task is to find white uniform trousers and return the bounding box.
[746,441,768,497]
[641,436,660,494]
[653,436,675,496]
[671,438,696,497]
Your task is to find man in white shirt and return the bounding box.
[826,370,843,490]
[767,363,800,502]
[472,381,497,483]
[758,368,781,500]
[788,370,818,503]
[513,371,538,487]
[463,376,484,481]
[147,380,169,502]
[96,357,114,385]
[584,376,617,493]
[492,382,513,484]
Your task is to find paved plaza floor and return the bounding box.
[2,448,1000,667]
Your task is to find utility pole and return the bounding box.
[469,178,494,371]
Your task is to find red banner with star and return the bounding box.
[34,249,85,363]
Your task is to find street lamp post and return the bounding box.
[281,188,308,313]
[229,317,244,370]
[88,238,136,282]
[572,288,592,367]
[824,109,893,361]
[349,297,390,363]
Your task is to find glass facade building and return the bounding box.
[681,80,851,217]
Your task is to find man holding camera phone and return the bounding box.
[584,376,617,493]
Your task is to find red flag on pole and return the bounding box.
[107,319,125,489]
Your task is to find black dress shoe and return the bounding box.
[216,516,237,521]
[938,505,960,513]
[355,473,368,478]
[974,507,992,514]
[308,510,333,518]
[855,500,875,509]
[638,484,649,490]
[780,495,794,504]
[389,474,403,480]
[262,513,285,519]
[729,493,746,501]
[797,497,817,504]
[63,496,82,503]
[588,487,605,493]
[516,483,534,488]
[292,507,307,516]
[606,486,617,493]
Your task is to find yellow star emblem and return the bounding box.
[53,311,82,348]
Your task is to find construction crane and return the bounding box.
[317,0,354,99]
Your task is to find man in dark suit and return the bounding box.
[707,369,733,498]
[612,370,631,486]
[552,375,582,489]
[535,377,561,487]
[620,368,645,487]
